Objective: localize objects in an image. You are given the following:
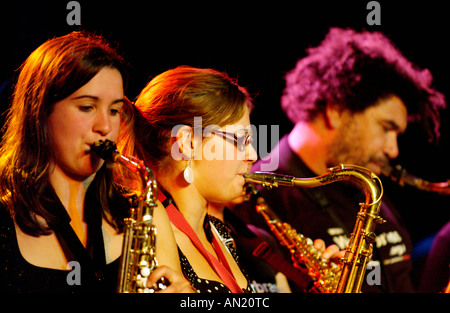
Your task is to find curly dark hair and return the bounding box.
[281,27,446,142]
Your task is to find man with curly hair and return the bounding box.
[233,28,446,293]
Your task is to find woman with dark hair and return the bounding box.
[0,32,190,293]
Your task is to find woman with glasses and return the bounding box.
[120,65,343,293]
[119,66,257,293]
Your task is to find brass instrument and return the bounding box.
[243,183,340,293]
[244,164,384,293]
[92,139,164,293]
[382,164,450,195]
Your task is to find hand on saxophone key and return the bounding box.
[314,239,345,264]
[147,266,195,293]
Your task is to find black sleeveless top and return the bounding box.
[0,183,125,293]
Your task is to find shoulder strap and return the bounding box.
[44,186,106,279]
[223,208,314,290]
[159,192,243,293]
[307,187,350,235]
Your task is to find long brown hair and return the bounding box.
[0,31,130,236]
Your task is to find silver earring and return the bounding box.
[183,159,194,184]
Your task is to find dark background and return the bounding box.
[1,0,448,285]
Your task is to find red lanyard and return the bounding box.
[160,193,243,293]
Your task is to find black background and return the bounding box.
[1,0,449,286]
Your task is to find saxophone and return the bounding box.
[244,164,384,293]
[243,183,341,293]
[382,164,450,195]
[92,139,165,293]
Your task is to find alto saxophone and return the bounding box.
[244,164,384,293]
[243,183,341,293]
[382,164,450,195]
[92,139,165,293]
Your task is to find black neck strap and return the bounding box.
[44,185,106,274]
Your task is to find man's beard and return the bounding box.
[326,121,365,168]
[326,130,389,174]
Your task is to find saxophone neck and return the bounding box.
[244,164,383,208]
[243,183,276,217]
[142,168,158,208]
[91,139,158,216]
[382,164,450,195]
[243,172,294,188]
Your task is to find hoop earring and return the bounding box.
[183,159,194,184]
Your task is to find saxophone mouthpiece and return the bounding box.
[243,172,294,188]
[91,139,119,162]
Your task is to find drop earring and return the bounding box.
[183,159,194,184]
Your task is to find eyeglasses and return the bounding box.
[209,129,254,152]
